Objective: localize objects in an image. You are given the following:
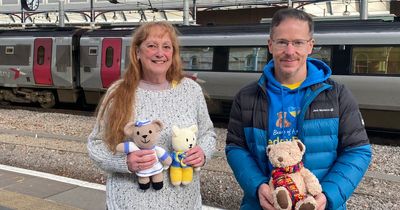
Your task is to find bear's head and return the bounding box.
[171,125,198,152]
[267,139,305,168]
[124,119,163,149]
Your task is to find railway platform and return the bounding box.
[0,108,400,209]
[0,164,222,210]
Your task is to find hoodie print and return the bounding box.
[259,58,332,146]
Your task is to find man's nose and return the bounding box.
[284,43,296,54]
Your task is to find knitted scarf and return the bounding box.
[271,162,305,206]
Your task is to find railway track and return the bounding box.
[0,103,95,117]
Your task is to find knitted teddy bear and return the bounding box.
[267,139,322,210]
[170,125,199,186]
[116,119,172,191]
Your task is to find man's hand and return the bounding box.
[258,183,275,210]
[315,193,327,210]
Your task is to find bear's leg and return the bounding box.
[170,166,182,186]
[181,167,194,185]
[151,173,164,190]
[295,196,317,210]
[138,177,150,190]
[273,186,292,210]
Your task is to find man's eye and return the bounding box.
[294,41,304,46]
[277,41,287,45]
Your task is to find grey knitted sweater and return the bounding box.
[87,78,216,210]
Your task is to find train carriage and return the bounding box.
[0,19,399,132]
[79,28,133,105]
[0,28,84,108]
[177,20,400,131]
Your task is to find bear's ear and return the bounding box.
[189,125,198,133]
[124,121,136,136]
[172,125,179,137]
[294,139,305,154]
[266,145,272,156]
[152,120,163,130]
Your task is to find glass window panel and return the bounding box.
[69,0,88,3]
[228,47,268,72]
[105,46,113,67]
[181,47,213,70]
[310,46,332,67]
[37,46,45,65]
[2,0,18,5]
[352,46,400,75]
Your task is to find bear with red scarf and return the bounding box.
[267,139,322,210]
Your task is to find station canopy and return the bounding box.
[0,0,394,27]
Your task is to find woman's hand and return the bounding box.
[126,150,157,172]
[183,146,205,168]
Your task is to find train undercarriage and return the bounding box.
[0,88,56,108]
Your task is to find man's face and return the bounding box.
[268,18,314,84]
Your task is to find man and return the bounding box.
[225,8,371,210]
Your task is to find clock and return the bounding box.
[22,0,40,11]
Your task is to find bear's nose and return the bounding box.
[278,157,283,162]
[142,135,148,138]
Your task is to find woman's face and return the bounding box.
[137,27,173,82]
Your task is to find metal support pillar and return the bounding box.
[59,0,65,27]
[183,0,190,25]
[360,0,368,20]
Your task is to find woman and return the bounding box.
[87,21,216,209]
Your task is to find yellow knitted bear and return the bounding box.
[170,125,199,186]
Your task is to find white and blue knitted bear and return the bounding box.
[116,119,172,190]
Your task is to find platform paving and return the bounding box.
[0,164,222,210]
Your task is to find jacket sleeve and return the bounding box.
[321,84,372,210]
[225,91,269,200]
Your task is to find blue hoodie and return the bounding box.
[261,57,331,145]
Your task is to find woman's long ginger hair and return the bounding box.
[96,21,184,152]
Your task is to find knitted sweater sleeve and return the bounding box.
[86,80,131,174]
[194,84,216,163]
[87,121,131,174]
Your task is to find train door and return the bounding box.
[33,38,53,85]
[101,38,122,88]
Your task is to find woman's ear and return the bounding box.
[136,49,140,60]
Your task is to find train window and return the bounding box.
[37,46,45,65]
[181,47,213,70]
[310,46,332,67]
[352,46,400,75]
[105,46,114,67]
[228,47,268,72]
[89,47,98,56]
[5,46,14,55]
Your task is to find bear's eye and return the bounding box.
[186,138,189,142]
[136,131,140,135]
[149,130,152,134]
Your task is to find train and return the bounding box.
[0,19,400,131]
